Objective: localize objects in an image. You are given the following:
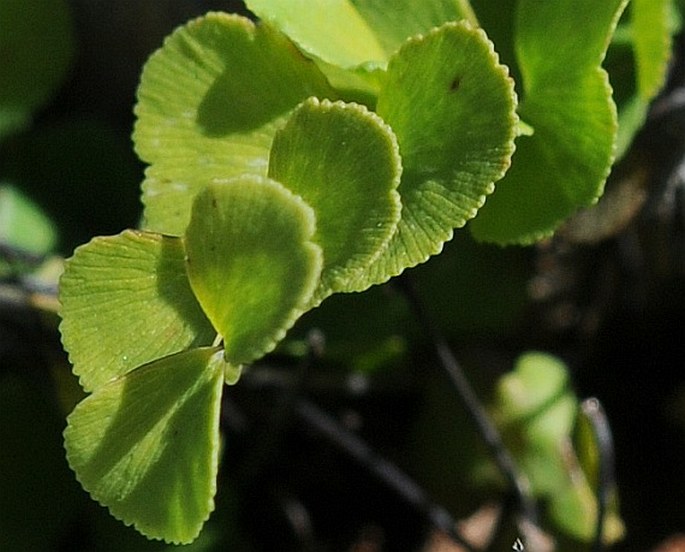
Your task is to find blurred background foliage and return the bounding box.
[1,1,684,551]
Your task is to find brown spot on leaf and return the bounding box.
[449,76,461,92]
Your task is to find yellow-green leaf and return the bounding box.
[64,347,225,544]
[269,98,402,301]
[59,230,215,392]
[133,13,336,235]
[184,177,323,365]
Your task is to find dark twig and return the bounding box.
[295,397,478,552]
[239,336,477,550]
[580,397,616,552]
[396,274,538,529]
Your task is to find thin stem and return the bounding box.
[580,397,616,552]
[397,274,538,528]
[295,397,478,552]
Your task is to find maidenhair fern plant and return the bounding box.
[57,0,674,544]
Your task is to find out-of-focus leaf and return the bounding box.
[549,475,625,544]
[558,398,625,544]
[494,352,577,494]
[491,352,625,543]
[609,0,675,158]
[0,0,74,138]
[632,0,673,101]
[0,183,57,261]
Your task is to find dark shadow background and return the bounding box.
[1,2,684,551]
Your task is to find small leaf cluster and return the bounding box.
[61,9,517,543]
[57,0,675,545]
[491,353,623,543]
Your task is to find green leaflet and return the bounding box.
[610,0,675,157]
[268,98,402,301]
[59,230,215,392]
[244,0,476,106]
[0,0,74,138]
[64,347,225,544]
[356,22,518,285]
[132,13,518,286]
[347,0,478,53]
[60,2,666,544]
[245,0,476,68]
[61,177,324,543]
[184,177,323,365]
[631,0,673,101]
[133,13,336,235]
[245,0,387,68]
[470,0,630,244]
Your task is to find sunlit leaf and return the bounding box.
[245,0,476,108]
[59,230,215,392]
[245,0,386,68]
[245,0,476,69]
[470,0,630,244]
[348,0,478,54]
[269,98,402,301]
[64,347,225,544]
[184,177,323,365]
[357,22,518,285]
[133,12,336,235]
